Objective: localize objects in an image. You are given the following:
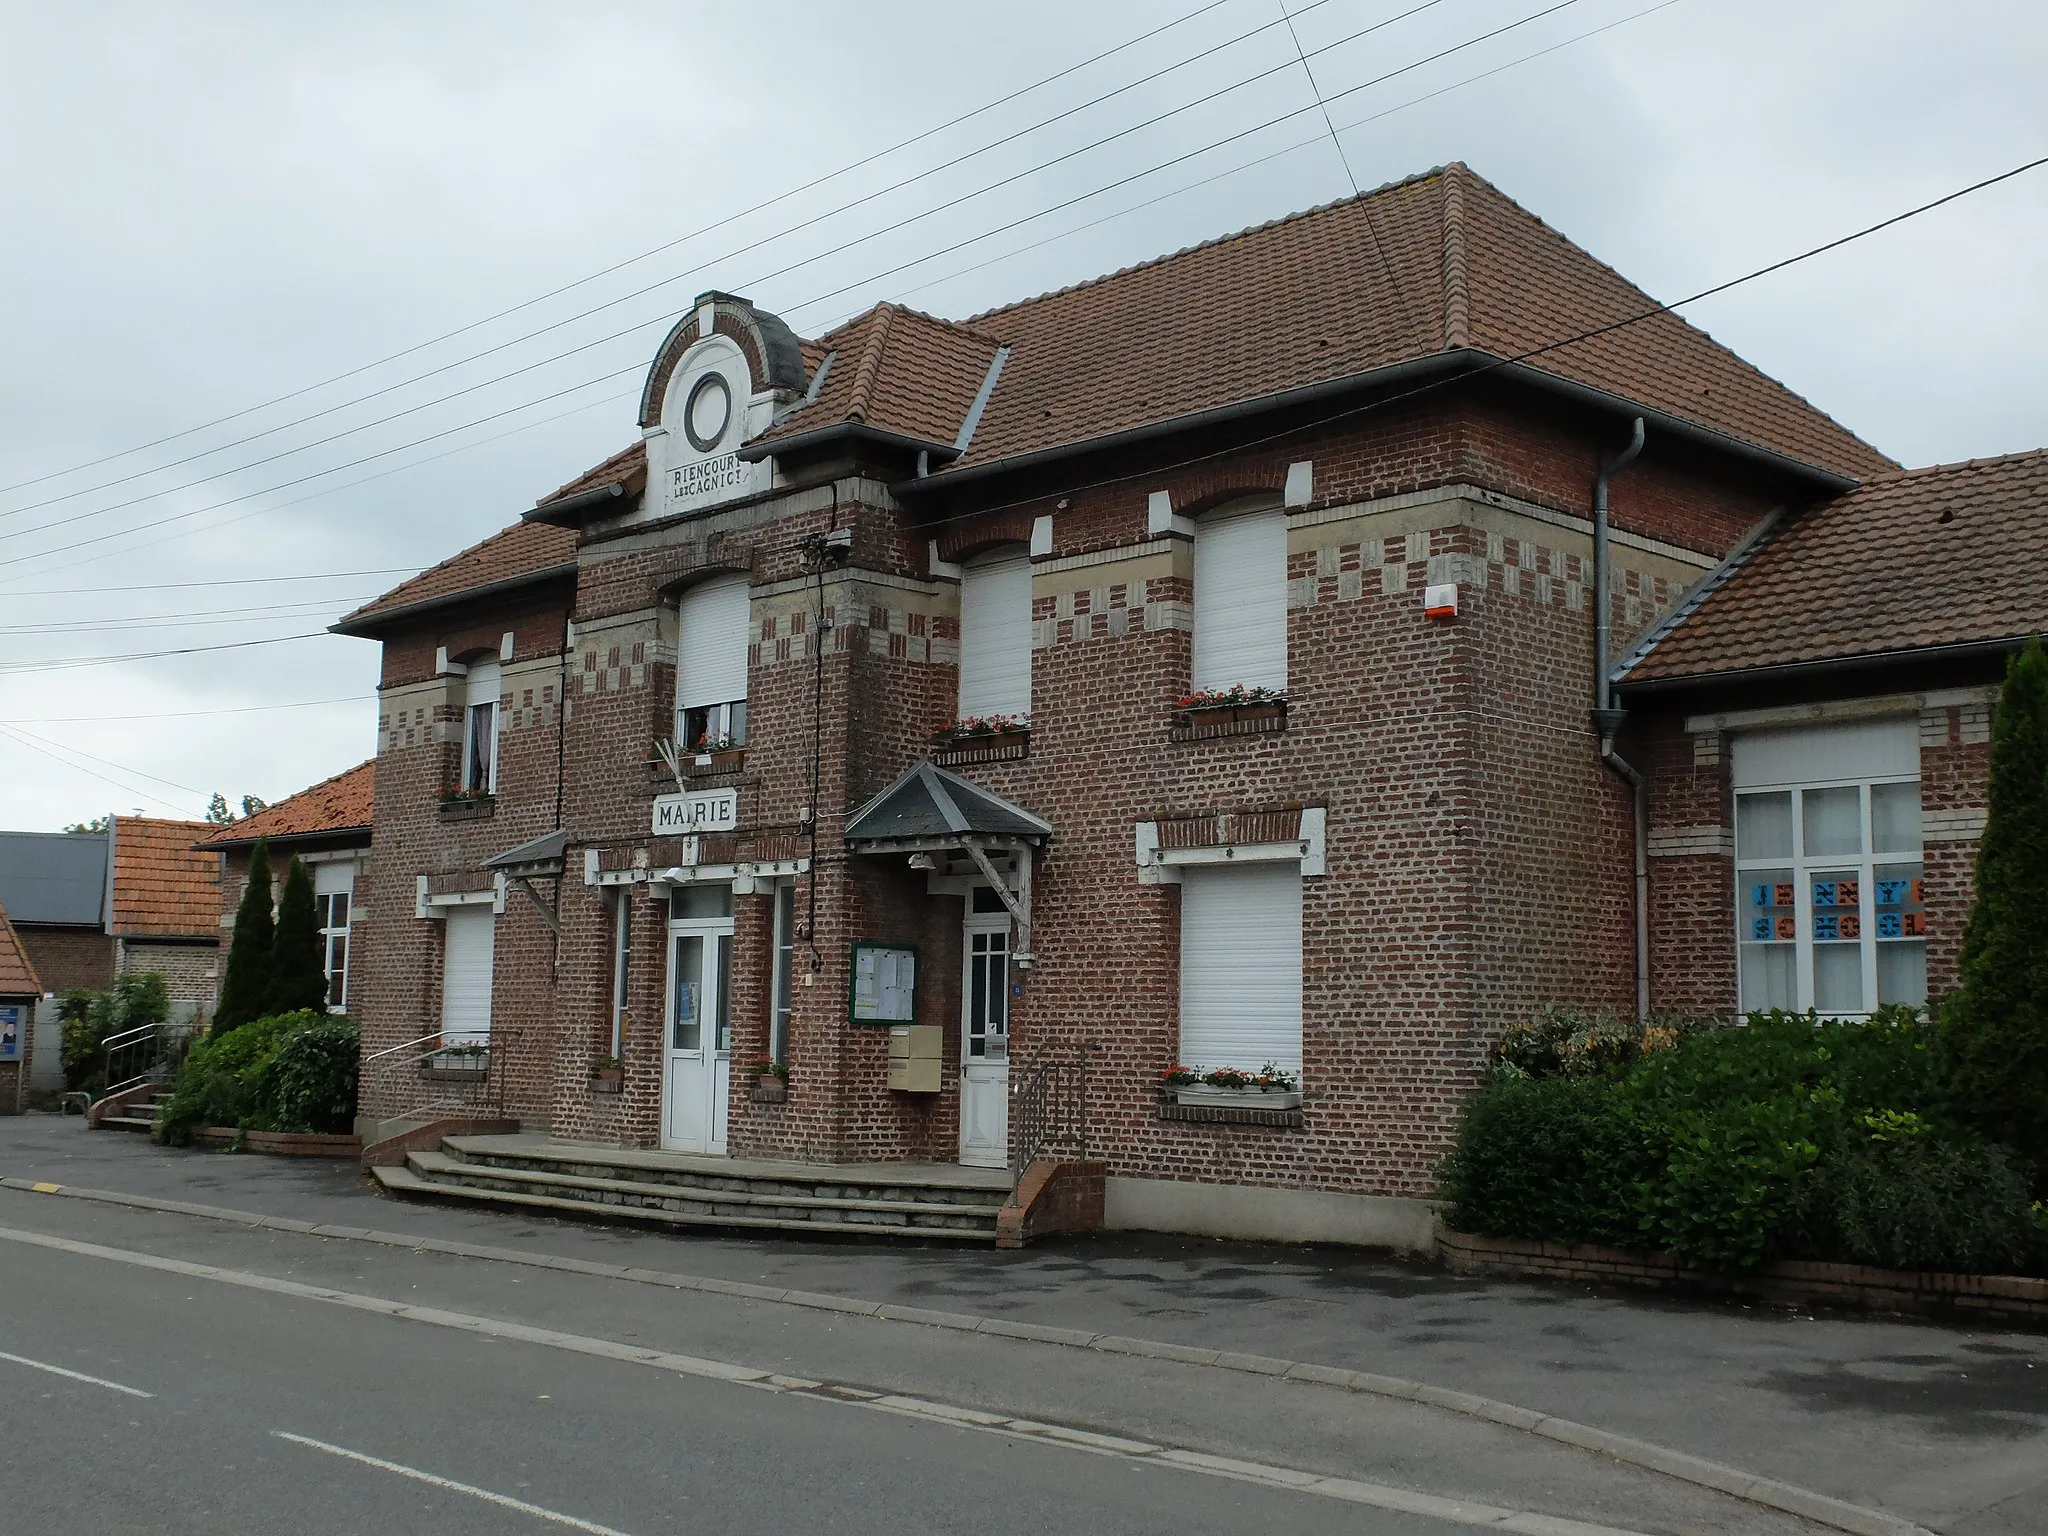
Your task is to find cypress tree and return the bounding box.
[1942,637,2048,1191]
[212,839,275,1034]
[270,855,329,1015]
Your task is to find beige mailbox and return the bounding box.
[887,1024,943,1093]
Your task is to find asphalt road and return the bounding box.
[0,1206,1822,1536]
[5,1116,2045,1534]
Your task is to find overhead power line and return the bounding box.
[26,569,413,596]
[0,631,334,676]
[0,724,191,816]
[1,695,365,725]
[0,0,1249,501]
[2,0,1560,571]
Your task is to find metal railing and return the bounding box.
[363,1029,523,1125]
[1009,1046,1090,1188]
[100,1021,201,1099]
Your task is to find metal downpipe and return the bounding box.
[1591,418,1649,1019]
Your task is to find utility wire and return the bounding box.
[0,0,1345,521]
[0,722,209,797]
[2,696,365,724]
[0,631,333,676]
[0,724,191,816]
[2,0,1562,570]
[27,569,412,596]
[0,0,1247,501]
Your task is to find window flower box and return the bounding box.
[438,791,496,823]
[1171,687,1287,741]
[680,748,747,777]
[590,1057,624,1094]
[933,715,1031,766]
[750,1059,788,1103]
[421,1044,490,1081]
[1161,1063,1299,1110]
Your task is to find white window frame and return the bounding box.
[607,886,633,1059]
[1733,774,1926,1017]
[1191,500,1288,694]
[956,546,1033,722]
[675,575,751,752]
[462,661,500,793]
[769,880,796,1065]
[313,866,354,1013]
[1175,861,1303,1078]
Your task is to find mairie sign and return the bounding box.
[653,788,739,837]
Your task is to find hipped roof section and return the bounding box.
[346,163,1896,631]
[196,761,375,850]
[1621,448,2048,687]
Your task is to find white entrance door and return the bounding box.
[441,905,495,1044]
[662,895,733,1155]
[958,892,1011,1168]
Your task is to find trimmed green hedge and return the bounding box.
[1438,1009,2048,1275]
[156,1012,359,1145]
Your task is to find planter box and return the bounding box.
[184,1128,361,1156]
[751,1076,788,1104]
[588,1075,624,1095]
[1175,1084,1300,1110]
[422,1051,489,1082]
[933,729,1031,767]
[438,795,496,823]
[1170,702,1286,743]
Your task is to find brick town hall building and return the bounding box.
[336,164,2043,1247]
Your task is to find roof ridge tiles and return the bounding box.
[961,164,1456,326]
[1439,161,1471,351]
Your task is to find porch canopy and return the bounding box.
[844,762,1052,964]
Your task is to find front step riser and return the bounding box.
[448,1153,1008,1209]
[430,1169,994,1232]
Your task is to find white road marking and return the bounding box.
[0,1347,154,1398]
[273,1432,634,1535]
[1,1223,1664,1536]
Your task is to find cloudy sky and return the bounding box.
[0,0,2041,831]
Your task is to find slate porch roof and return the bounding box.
[845,762,1052,845]
[1620,449,2048,688]
[196,761,375,851]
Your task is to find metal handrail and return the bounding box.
[1009,1045,1090,1189]
[365,1029,520,1125]
[100,1019,201,1100]
[363,1031,453,1065]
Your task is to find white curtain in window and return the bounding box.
[1177,862,1302,1075]
[677,574,751,709]
[1192,505,1287,692]
[957,549,1032,719]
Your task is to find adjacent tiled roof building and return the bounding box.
[109,817,220,940]
[1622,448,2048,686]
[197,761,376,850]
[0,901,41,997]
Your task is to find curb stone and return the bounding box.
[0,1174,1931,1536]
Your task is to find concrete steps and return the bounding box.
[372,1134,1010,1242]
[99,1091,170,1134]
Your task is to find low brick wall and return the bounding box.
[998,1160,1106,1249]
[184,1127,362,1157]
[1438,1227,2048,1327]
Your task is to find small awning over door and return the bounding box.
[843,762,1051,849]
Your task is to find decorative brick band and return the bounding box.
[1437,1228,2048,1326]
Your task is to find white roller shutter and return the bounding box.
[957,549,1033,719]
[1192,506,1287,692]
[1730,719,1919,788]
[1177,862,1302,1075]
[441,906,495,1044]
[677,574,751,708]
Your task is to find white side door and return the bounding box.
[440,905,495,1045]
[662,919,732,1154]
[958,896,1011,1169]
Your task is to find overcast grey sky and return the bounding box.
[1,0,2041,831]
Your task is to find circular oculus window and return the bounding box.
[683,371,733,453]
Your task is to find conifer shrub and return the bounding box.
[213,840,276,1035]
[269,855,328,1016]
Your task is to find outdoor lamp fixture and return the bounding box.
[906,852,938,871]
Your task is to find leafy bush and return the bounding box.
[1440,1005,2044,1276]
[265,1018,359,1133]
[155,1011,336,1145]
[57,974,172,1091]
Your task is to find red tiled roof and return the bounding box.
[110,817,220,940]
[535,440,647,507]
[196,761,374,850]
[336,518,578,632]
[0,900,41,996]
[1623,449,2048,684]
[756,304,1004,451]
[758,164,1889,483]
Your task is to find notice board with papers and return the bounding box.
[849,942,918,1024]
